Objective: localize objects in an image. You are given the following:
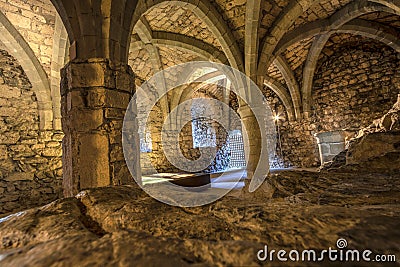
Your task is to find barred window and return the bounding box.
[228,130,246,168]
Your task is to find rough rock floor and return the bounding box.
[0,169,399,266]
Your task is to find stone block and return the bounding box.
[31,143,46,151]
[319,144,330,154]
[5,12,31,29]
[39,24,53,35]
[69,63,112,88]
[330,143,345,155]
[5,172,34,181]
[105,108,125,119]
[85,89,106,108]
[42,148,62,157]
[110,145,124,163]
[24,157,48,164]
[55,168,63,177]
[0,85,21,98]
[26,31,43,44]
[46,141,61,148]
[39,131,54,141]
[82,89,131,109]
[105,90,131,109]
[115,71,134,93]
[0,132,20,144]
[315,131,344,144]
[0,145,8,160]
[20,139,37,145]
[67,109,104,131]
[52,133,64,141]
[78,133,110,189]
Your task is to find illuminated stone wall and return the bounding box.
[0,49,62,215]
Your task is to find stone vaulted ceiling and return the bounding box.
[0,0,398,128]
[144,3,222,49]
[128,0,399,122]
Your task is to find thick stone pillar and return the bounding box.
[61,59,139,197]
[237,104,263,179]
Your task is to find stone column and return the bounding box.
[61,59,139,197]
[237,104,263,179]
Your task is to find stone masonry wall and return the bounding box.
[313,39,400,133]
[0,0,56,75]
[265,40,399,168]
[0,49,62,215]
[139,98,230,174]
[144,122,229,174]
[264,88,320,168]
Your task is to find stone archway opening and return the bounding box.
[0,48,63,215]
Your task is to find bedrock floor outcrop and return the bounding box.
[0,168,399,266]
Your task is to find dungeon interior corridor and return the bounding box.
[0,0,399,266]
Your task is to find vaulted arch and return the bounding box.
[132,0,244,72]
[151,32,228,64]
[264,77,296,121]
[301,20,400,117]
[50,14,69,130]
[0,10,53,130]
[274,55,302,120]
[133,17,170,118]
[245,0,262,81]
[51,0,139,63]
[274,0,396,55]
[270,0,400,118]
[369,0,400,14]
[338,19,400,52]
[302,34,331,119]
[130,35,227,118]
[257,0,325,81]
[177,71,226,106]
